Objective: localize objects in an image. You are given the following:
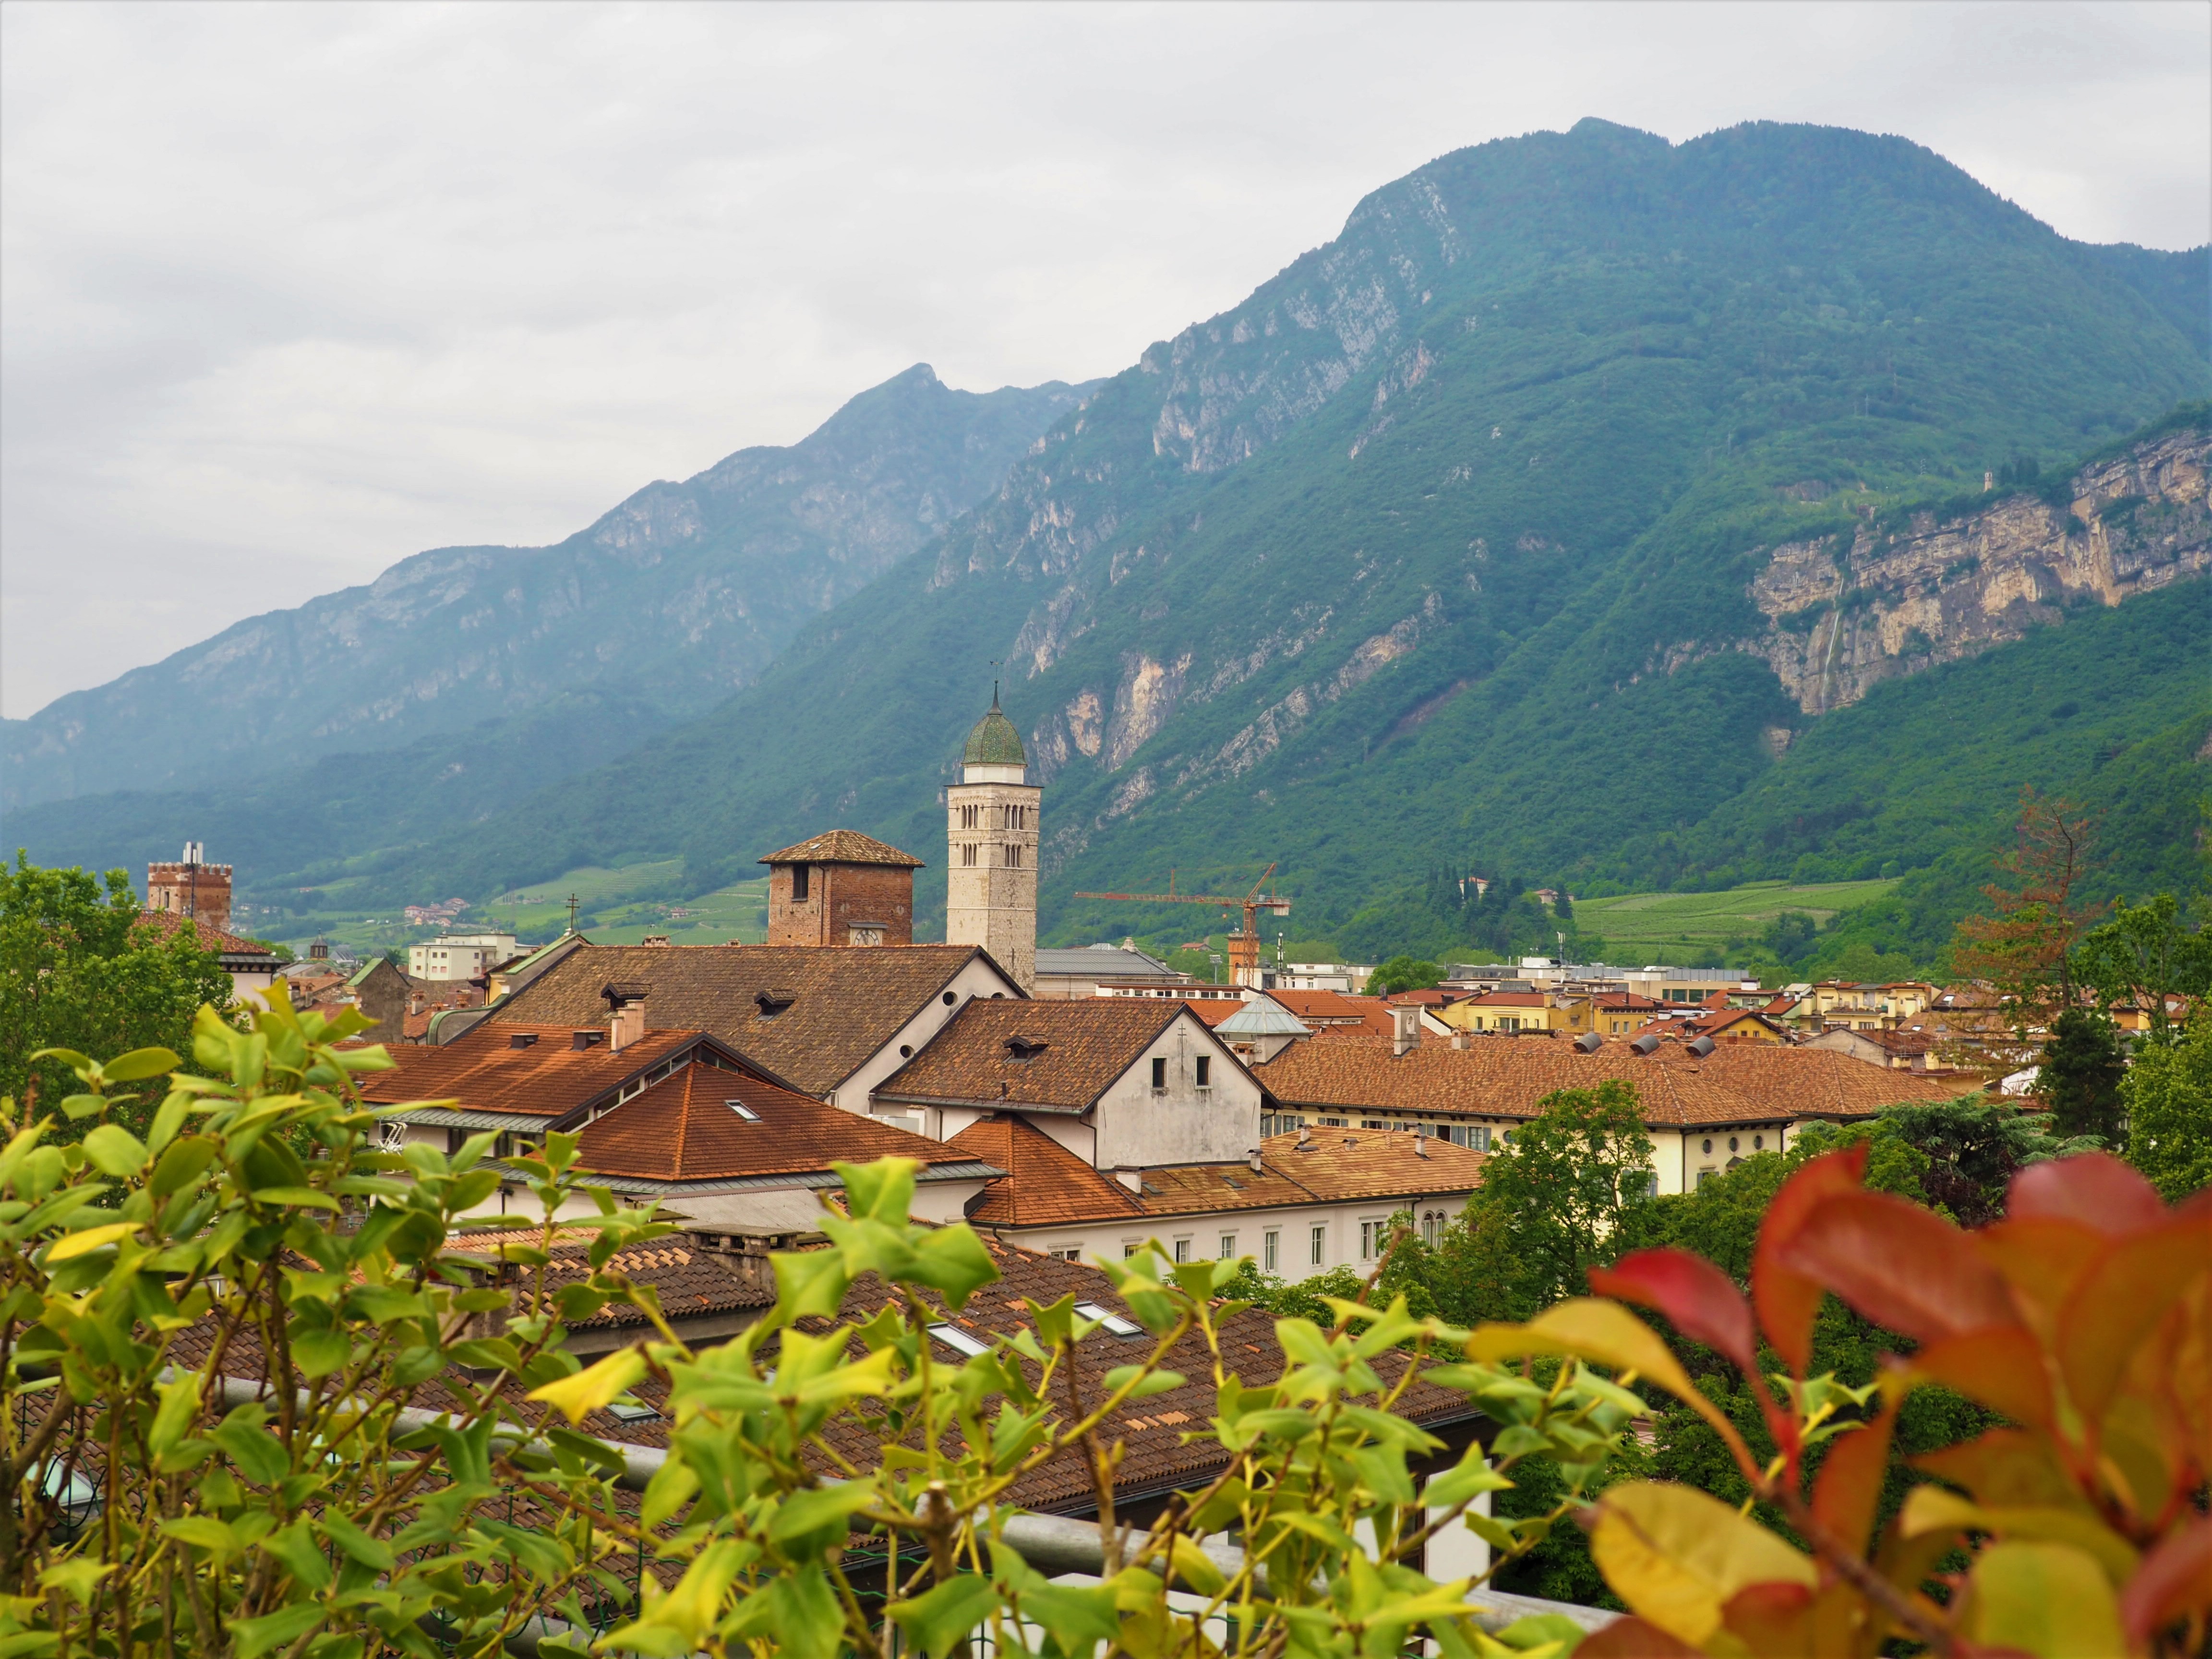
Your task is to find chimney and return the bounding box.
[610,998,647,1053]
[1391,1003,1421,1058]
[1114,1166,1143,1194]
[1295,1126,1312,1152]
[1414,1124,1429,1159]
[1451,1029,1473,1051]
[1247,1147,1263,1174]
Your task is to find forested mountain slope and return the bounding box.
[1,365,1092,811]
[332,120,2204,951]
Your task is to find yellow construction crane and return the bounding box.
[1074,864,1290,986]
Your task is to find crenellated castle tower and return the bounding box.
[944,688,1039,993]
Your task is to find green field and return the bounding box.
[489,863,769,946]
[1574,878,1899,958]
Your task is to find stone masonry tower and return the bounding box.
[945,688,1039,993]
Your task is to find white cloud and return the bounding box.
[4,0,2205,717]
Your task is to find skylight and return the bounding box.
[725,1099,760,1122]
[928,1323,994,1358]
[605,1399,659,1423]
[1072,1302,1144,1339]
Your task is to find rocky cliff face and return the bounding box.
[2,366,1093,811]
[1744,426,2209,717]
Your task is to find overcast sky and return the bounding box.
[3,1,2206,720]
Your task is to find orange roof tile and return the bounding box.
[950,1118,1486,1230]
[878,998,1242,1113]
[354,1025,714,1123]
[947,1118,1145,1227]
[757,829,925,868]
[1263,989,1395,1035]
[488,942,1011,1096]
[132,910,279,958]
[580,1065,972,1183]
[1257,1032,1971,1128]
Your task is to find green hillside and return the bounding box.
[16,121,2206,968]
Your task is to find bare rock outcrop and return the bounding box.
[1743,426,2208,715]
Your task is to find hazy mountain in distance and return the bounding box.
[343,119,2205,950]
[2,364,1096,813]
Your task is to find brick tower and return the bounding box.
[146,842,233,933]
[945,688,1039,993]
[758,830,923,947]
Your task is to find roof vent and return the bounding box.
[1004,1034,1049,1059]
[509,1032,539,1050]
[640,935,671,948]
[1574,1032,1603,1054]
[755,988,795,1017]
[1629,1033,1661,1057]
[601,979,651,1008]
[572,1030,606,1051]
[1685,1035,1717,1058]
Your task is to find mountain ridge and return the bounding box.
[319,120,2206,949]
[2,364,1095,812]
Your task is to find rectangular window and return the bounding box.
[1006,843,1022,869]
[1359,1220,1378,1261]
[1172,1238,1190,1263]
[1218,1233,1236,1259]
[792,865,810,901]
[1194,1056,1211,1088]
[1123,1242,1141,1258]
[1050,1246,1081,1261]
[1264,1229,1280,1271]
[1310,1225,1326,1266]
[1150,1057,1167,1091]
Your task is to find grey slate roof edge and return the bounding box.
[873,1091,1091,1115]
[389,1106,560,1131]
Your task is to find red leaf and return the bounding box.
[2121,1514,2212,1647]
[1572,1615,1707,1657]
[1752,1143,1868,1377]
[1809,1394,1898,1560]
[1719,1580,1816,1654]
[1589,1250,1758,1375]
[1772,1189,2021,1346]
[2056,1212,2212,1427]
[1903,1325,2056,1431]
[2006,1152,2165,1237]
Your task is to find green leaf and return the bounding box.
[149,1136,218,1199]
[319,1510,395,1572]
[768,1481,877,1547]
[291,1328,350,1380]
[1964,1540,2127,1658]
[46,1220,136,1263]
[160,1515,245,1556]
[1425,1450,1514,1509]
[769,1247,851,1326]
[35,1559,114,1610]
[81,1123,148,1178]
[259,1517,333,1593]
[102,1046,181,1083]
[1103,1365,1185,1400]
[146,1370,204,1464]
[211,1409,289,1488]
[228,1604,328,1659]
[890,1574,1000,1659]
[834,1157,918,1223]
[250,1185,338,1211]
[527,1346,647,1424]
[907,1222,1001,1310]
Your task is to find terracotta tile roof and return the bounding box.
[438,1226,779,1329]
[353,1024,710,1123]
[487,943,1011,1096]
[1176,998,1245,1027]
[1257,1032,1972,1128]
[947,1117,1145,1226]
[876,998,1219,1113]
[1384,988,1455,1006]
[758,829,925,868]
[579,1064,979,1183]
[1263,989,1394,1034]
[951,1118,1486,1229]
[800,1238,1478,1512]
[132,910,280,959]
[168,1233,1478,1517]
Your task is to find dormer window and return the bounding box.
[755,988,795,1018]
[1004,1035,1048,1061]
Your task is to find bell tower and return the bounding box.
[945,686,1039,993]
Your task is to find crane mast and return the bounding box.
[1073,863,1290,986]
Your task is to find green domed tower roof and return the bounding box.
[962,686,1026,768]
